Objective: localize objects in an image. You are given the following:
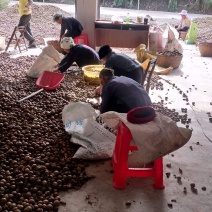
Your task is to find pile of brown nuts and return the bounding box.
[0,52,96,211]
[158,50,183,56]
[0,4,71,45]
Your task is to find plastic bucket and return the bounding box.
[0,37,5,50]
[82,65,104,85]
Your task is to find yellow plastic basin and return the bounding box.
[82,65,104,85]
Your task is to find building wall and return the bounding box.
[75,0,99,48]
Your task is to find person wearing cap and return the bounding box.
[54,37,100,73]
[53,13,83,42]
[175,10,191,32]
[18,0,36,48]
[98,45,144,84]
[99,68,152,114]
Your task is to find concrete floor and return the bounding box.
[58,41,212,212]
[6,2,212,212]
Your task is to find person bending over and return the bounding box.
[98,45,144,84]
[53,13,83,42]
[99,68,152,114]
[54,37,100,73]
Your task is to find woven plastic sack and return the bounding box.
[141,58,150,71]
[149,26,165,52]
[163,25,183,54]
[100,112,192,164]
[143,51,157,61]
[185,21,198,44]
[62,102,116,160]
[26,46,63,78]
[134,44,146,63]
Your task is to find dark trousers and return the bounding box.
[175,25,189,32]
[18,14,34,43]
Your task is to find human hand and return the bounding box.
[94,86,102,96]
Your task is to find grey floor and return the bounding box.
[58,42,212,212]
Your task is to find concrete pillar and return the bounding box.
[75,0,99,48]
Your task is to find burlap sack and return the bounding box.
[100,112,192,164]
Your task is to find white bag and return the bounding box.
[62,102,116,160]
[163,25,183,54]
[26,46,63,78]
[42,45,62,63]
[149,26,166,52]
[100,112,192,164]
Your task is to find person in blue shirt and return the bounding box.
[99,68,152,114]
[98,45,144,84]
[54,37,100,73]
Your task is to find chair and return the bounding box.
[5,26,28,53]
[179,31,187,41]
[74,34,89,46]
[112,121,165,190]
[141,58,157,94]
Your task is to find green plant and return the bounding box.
[194,0,212,11]
[168,0,178,11]
[112,0,134,8]
[0,0,9,11]
[204,0,212,9]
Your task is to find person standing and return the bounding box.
[99,68,152,114]
[53,13,83,42]
[54,37,100,73]
[18,0,36,48]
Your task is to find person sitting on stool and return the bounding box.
[99,68,152,114]
[175,10,191,32]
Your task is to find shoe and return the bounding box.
[28,44,37,49]
[29,39,35,45]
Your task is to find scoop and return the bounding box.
[18,71,64,102]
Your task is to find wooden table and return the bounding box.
[95,21,149,48]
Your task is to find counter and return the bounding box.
[95,21,149,48]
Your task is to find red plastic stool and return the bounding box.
[112,121,165,190]
[74,34,89,45]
